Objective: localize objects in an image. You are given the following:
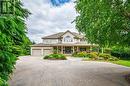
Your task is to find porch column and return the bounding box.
[90,46,92,52]
[41,48,44,55]
[86,47,88,52]
[61,46,63,54]
[57,46,58,53]
[77,46,78,52]
[31,47,32,55]
[63,46,64,54]
[73,46,74,53]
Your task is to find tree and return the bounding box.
[32,40,36,44]
[75,0,130,51]
[0,0,30,85]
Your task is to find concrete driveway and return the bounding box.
[9,56,130,86]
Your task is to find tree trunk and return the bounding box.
[101,47,104,53]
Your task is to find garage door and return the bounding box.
[43,49,52,56]
[32,49,42,56]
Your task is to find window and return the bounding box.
[80,48,86,51]
[64,36,73,42]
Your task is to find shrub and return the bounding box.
[73,51,119,61]
[99,53,119,61]
[77,52,87,57]
[72,52,78,57]
[111,47,130,60]
[85,52,119,61]
[88,52,98,60]
[99,53,111,60]
[44,55,49,59]
[104,48,112,54]
[0,77,8,86]
[72,52,88,57]
[108,56,119,61]
[91,52,98,56]
[72,52,99,59]
[44,54,67,60]
[53,49,58,54]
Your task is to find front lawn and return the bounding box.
[111,60,130,67]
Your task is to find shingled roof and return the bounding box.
[31,43,94,47]
[42,30,84,39]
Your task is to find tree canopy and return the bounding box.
[0,0,31,85]
[75,0,130,47]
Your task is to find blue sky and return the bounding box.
[22,0,77,43]
[51,0,70,6]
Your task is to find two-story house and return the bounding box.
[31,30,96,56]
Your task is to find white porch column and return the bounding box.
[77,46,78,52]
[90,46,92,52]
[61,46,63,54]
[86,46,89,52]
[73,46,74,53]
[41,48,44,55]
[57,46,58,53]
[31,47,32,55]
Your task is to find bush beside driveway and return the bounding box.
[9,56,130,86]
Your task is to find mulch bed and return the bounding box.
[125,74,130,84]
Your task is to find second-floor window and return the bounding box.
[64,36,73,42]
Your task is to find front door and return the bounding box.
[64,47,72,54]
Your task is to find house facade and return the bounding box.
[31,30,96,56]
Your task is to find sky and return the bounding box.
[22,0,77,43]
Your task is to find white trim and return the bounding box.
[31,48,32,55]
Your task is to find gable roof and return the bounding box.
[42,30,84,39]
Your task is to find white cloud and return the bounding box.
[22,0,77,43]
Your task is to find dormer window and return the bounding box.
[64,36,73,42]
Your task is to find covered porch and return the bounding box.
[53,45,97,55]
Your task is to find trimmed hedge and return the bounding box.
[44,54,67,60]
[111,47,130,60]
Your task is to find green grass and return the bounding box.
[111,60,130,67]
[83,58,130,67]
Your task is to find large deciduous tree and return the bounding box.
[75,0,130,49]
[0,0,30,85]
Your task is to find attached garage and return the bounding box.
[31,49,42,56]
[31,46,53,56]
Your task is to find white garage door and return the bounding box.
[43,49,52,56]
[32,49,42,56]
